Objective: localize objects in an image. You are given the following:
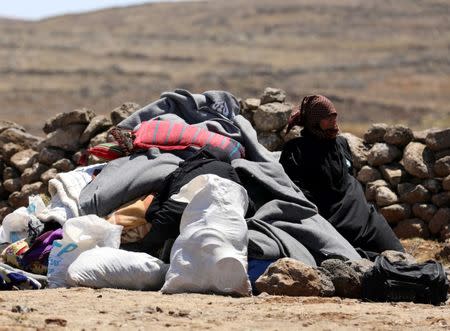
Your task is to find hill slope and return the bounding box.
[0,0,449,135]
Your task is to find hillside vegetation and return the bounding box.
[0,0,449,135]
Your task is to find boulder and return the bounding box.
[0,128,42,150]
[398,183,431,204]
[320,259,362,298]
[41,124,86,152]
[79,115,112,144]
[3,178,22,193]
[1,143,23,160]
[434,156,450,177]
[381,250,416,264]
[253,102,293,132]
[257,132,283,151]
[52,158,75,172]
[367,143,402,167]
[3,167,20,180]
[356,165,381,184]
[20,163,49,185]
[345,259,374,275]
[394,218,430,239]
[38,147,66,166]
[428,208,450,236]
[421,179,442,194]
[443,175,450,191]
[282,125,302,143]
[365,179,389,201]
[375,186,398,207]
[110,102,141,126]
[363,123,388,144]
[379,163,407,186]
[340,133,369,169]
[425,128,450,151]
[255,258,334,297]
[243,98,261,110]
[89,131,111,147]
[380,203,411,224]
[412,203,438,223]
[0,120,25,134]
[384,125,413,146]
[432,192,450,207]
[8,191,28,209]
[10,149,38,172]
[40,168,58,184]
[260,87,287,104]
[401,142,434,179]
[43,108,95,134]
[0,205,14,223]
[413,129,440,144]
[435,149,450,160]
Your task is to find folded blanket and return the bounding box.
[133,120,245,160]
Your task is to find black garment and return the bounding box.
[279,130,404,253]
[141,156,245,257]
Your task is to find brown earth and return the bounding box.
[0,0,449,137]
[0,238,449,330]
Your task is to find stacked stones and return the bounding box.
[0,103,140,222]
[342,124,450,242]
[240,87,295,151]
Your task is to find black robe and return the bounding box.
[279,130,404,254]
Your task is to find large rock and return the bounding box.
[443,175,450,191]
[357,165,381,183]
[428,208,450,236]
[435,149,450,160]
[79,115,112,144]
[20,163,49,185]
[10,149,38,172]
[255,258,334,297]
[3,167,20,180]
[380,203,411,224]
[43,108,96,134]
[0,128,42,150]
[365,179,389,201]
[341,133,369,169]
[0,120,25,134]
[88,131,111,147]
[384,125,413,146]
[401,142,434,179]
[40,168,58,184]
[379,163,407,186]
[110,102,141,126]
[8,191,28,209]
[363,123,388,144]
[41,124,87,152]
[282,125,302,143]
[257,132,283,151]
[367,143,402,167]
[38,147,66,166]
[413,129,440,144]
[394,218,430,239]
[412,203,438,223]
[3,178,22,193]
[52,158,75,172]
[381,250,416,264]
[421,178,442,194]
[243,98,260,110]
[398,183,431,204]
[425,128,450,151]
[253,103,293,132]
[432,192,450,207]
[434,156,450,177]
[260,87,287,104]
[1,143,23,160]
[320,259,362,298]
[375,186,398,207]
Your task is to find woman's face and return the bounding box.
[319,113,338,131]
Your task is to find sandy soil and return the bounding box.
[0,239,449,330]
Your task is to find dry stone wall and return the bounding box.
[1,88,449,242]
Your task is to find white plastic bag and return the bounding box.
[0,195,46,243]
[162,174,251,296]
[47,215,122,288]
[67,247,169,290]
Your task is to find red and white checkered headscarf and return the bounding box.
[286,95,339,139]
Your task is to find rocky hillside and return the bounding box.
[1,0,449,136]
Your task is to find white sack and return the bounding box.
[161,174,251,296]
[47,215,122,288]
[67,247,169,290]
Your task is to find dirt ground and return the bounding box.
[0,239,449,330]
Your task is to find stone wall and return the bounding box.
[1,88,449,242]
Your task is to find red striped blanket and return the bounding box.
[133,120,245,160]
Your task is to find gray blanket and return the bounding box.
[79,89,361,262]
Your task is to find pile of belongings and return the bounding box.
[0,89,446,303]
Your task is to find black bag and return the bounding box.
[362,256,449,305]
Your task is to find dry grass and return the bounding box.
[0,0,449,136]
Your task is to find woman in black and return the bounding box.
[279,95,404,254]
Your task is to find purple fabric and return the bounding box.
[21,228,63,266]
